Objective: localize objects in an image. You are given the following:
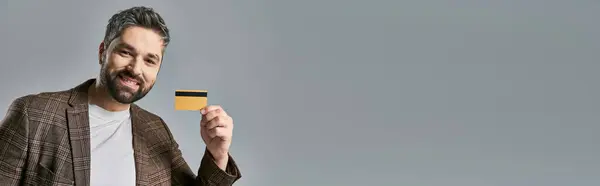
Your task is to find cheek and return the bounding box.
[142,67,159,85]
[106,54,129,68]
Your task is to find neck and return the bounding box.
[87,81,130,112]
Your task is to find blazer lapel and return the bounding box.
[131,104,151,185]
[64,79,156,185]
[65,79,95,186]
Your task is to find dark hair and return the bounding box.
[103,6,170,49]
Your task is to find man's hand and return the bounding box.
[200,105,234,170]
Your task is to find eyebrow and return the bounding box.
[148,53,160,61]
[116,42,161,61]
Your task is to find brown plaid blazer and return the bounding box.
[0,79,241,186]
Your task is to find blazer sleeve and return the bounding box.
[164,121,242,186]
[0,97,30,186]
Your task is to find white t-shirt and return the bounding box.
[88,104,136,186]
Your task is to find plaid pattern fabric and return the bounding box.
[0,79,241,186]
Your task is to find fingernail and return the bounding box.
[200,109,205,114]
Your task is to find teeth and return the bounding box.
[121,76,138,86]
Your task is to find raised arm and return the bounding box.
[161,117,241,186]
[170,142,241,185]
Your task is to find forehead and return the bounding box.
[112,26,164,56]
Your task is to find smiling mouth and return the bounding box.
[118,74,140,89]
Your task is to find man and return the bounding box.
[0,6,241,186]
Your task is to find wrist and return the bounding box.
[210,151,228,161]
[207,149,228,169]
[213,155,228,170]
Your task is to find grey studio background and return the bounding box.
[1,0,599,185]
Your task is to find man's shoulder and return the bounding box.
[7,89,72,112]
[131,105,178,142]
[132,104,163,122]
[131,104,172,130]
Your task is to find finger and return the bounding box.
[204,109,222,122]
[205,116,231,130]
[200,105,222,115]
[201,109,222,127]
[207,127,231,140]
[200,125,208,139]
[205,116,222,130]
[207,127,222,139]
[200,114,209,127]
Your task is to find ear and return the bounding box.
[98,42,105,65]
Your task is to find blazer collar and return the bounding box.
[65,78,93,186]
[65,78,151,185]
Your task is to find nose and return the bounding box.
[127,57,144,77]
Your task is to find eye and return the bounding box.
[119,50,131,56]
[145,59,157,64]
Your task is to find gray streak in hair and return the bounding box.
[103,6,170,50]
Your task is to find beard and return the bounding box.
[100,66,154,104]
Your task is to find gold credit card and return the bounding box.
[175,89,207,110]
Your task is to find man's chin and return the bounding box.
[106,81,150,104]
[110,89,139,104]
[113,95,137,104]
